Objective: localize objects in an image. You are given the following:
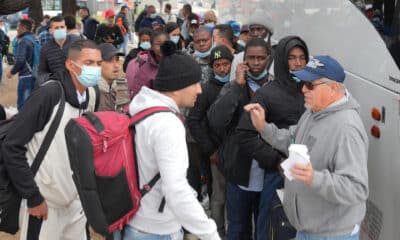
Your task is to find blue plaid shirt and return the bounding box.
[39,30,52,46]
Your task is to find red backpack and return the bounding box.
[64,107,173,235]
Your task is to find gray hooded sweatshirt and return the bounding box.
[260,92,369,237]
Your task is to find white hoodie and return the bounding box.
[129,87,219,240]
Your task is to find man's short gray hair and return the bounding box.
[324,78,346,93]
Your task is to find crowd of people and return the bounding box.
[0,3,369,240]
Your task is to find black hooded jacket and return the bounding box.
[235,36,309,178]
[2,70,99,207]
[206,79,260,186]
[187,75,226,157]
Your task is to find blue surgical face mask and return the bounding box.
[72,61,101,87]
[150,13,157,19]
[171,36,180,44]
[140,41,151,50]
[214,74,230,83]
[237,39,246,48]
[247,69,268,81]
[53,28,67,40]
[205,22,215,28]
[194,49,211,58]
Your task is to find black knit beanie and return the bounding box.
[153,41,201,92]
[209,45,234,67]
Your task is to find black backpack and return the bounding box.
[0,81,65,234]
[269,194,297,240]
[176,17,184,26]
[0,29,10,56]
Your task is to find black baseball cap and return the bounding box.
[99,43,124,61]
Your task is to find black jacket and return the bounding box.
[38,35,77,76]
[187,76,226,157]
[185,35,194,48]
[1,70,99,207]
[235,36,309,173]
[94,23,124,47]
[82,16,99,40]
[116,12,130,33]
[207,80,259,186]
[134,10,147,33]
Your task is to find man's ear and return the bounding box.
[330,82,340,96]
[332,82,340,91]
[65,59,77,74]
[65,59,72,71]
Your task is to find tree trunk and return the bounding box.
[384,0,395,26]
[28,0,43,31]
[392,0,400,37]
[373,0,384,12]
[0,0,31,15]
[62,0,78,16]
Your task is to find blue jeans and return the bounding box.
[296,231,360,240]
[17,75,35,110]
[113,225,184,240]
[119,34,129,55]
[256,172,283,240]
[226,182,260,240]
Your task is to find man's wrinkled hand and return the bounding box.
[291,162,314,185]
[244,103,266,131]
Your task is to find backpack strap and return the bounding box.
[139,173,160,196]
[83,112,104,133]
[130,106,172,125]
[93,86,101,112]
[30,81,65,175]
[22,35,39,74]
[130,106,182,213]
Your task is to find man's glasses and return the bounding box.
[303,81,328,90]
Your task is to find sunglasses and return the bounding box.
[303,81,328,90]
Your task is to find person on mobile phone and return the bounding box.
[207,37,273,240]
[236,36,309,240]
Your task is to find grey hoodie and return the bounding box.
[260,92,369,237]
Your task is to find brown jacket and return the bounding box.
[98,78,116,111]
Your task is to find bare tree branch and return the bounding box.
[0,0,32,15]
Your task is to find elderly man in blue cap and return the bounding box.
[244,55,369,240]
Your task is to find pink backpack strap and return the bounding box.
[130,106,182,126]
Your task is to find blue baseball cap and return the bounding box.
[225,20,241,37]
[292,55,346,83]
